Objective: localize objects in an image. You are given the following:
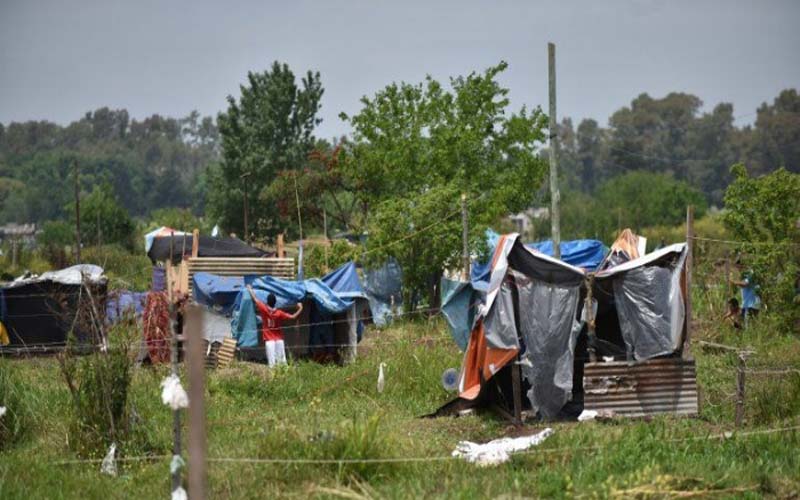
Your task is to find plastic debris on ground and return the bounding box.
[171,486,188,500]
[377,362,386,393]
[0,406,6,418]
[577,409,616,422]
[452,428,554,466]
[100,443,117,476]
[161,374,189,410]
[170,454,185,474]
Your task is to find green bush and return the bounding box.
[303,239,361,278]
[59,323,150,458]
[81,245,152,291]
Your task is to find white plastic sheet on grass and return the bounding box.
[452,428,554,466]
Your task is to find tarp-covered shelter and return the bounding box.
[362,259,403,327]
[442,234,607,351]
[0,265,107,351]
[446,233,689,420]
[147,231,268,264]
[193,261,369,363]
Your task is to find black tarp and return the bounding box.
[147,235,269,263]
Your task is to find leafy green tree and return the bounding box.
[722,164,800,325]
[77,183,135,250]
[596,171,706,235]
[210,61,324,239]
[341,62,548,307]
[743,89,800,176]
[148,207,211,234]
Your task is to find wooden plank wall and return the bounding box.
[187,257,295,296]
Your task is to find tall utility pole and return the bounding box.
[74,160,82,263]
[241,172,251,243]
[548,42,561,259]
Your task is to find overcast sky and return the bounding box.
[1,0,798,139]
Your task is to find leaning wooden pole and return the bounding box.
[548,42,561,259]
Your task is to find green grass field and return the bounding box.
[0,316,798,499]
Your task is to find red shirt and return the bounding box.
[255,301,293,342]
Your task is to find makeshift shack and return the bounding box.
[0,265,107,352]
[442,235,606,350]
[193,261,370,364]
[438,232,695,421]
[145,226,269,265]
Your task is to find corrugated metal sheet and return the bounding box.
[583,358,698,417]
[187,257,295,295]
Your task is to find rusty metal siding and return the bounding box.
[583,358,699,417]
[187,257,295,296]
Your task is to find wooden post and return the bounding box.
[192,229,200,259]
[548,42,561,260]
[511,362,523,426]
[461,193,470,281]
[735,351,747,428]
[323,208,329,273]
[168,233,182,493]
[185,305,207,499]
[724,249,732,299]
[74,160,81,263]
[277,233,285,258]
[585,275,597,363]
[241,172,250,244]
[293,172,303,241]
[684,206,694,359]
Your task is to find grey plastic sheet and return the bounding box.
[483,281,518,350]
[363,260,403,327]
[517,279,581,420]
[612,251,686,360]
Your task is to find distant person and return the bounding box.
[722,297,742,330]
[729,262,761,327]
[246,285,303,367]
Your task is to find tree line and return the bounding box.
[1,60,798,303]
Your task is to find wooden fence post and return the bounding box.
[735,351,747,428]
[185,305,207,499]
[684,205,694,359]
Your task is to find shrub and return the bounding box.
[303,239,362,278]
[58,322,142,457]
[0,360,30,450]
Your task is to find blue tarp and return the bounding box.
[321,261,367,300]
[195,262,366,348]
[105,291,147,324]
[192,272,246,315]
[526,239,607,271]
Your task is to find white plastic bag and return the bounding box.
[377,362,386,393]
[171,486,188,500]
[100,443,117,476]
[161,374,189,410]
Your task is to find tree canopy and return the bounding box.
[340,61,548,305]
[208,61,324,240]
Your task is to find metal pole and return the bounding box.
[461,193,470,281]
[74,160,81,263]
[548,42,561,259]
[186,305,207,499]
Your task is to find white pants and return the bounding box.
[265,340,287,367]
